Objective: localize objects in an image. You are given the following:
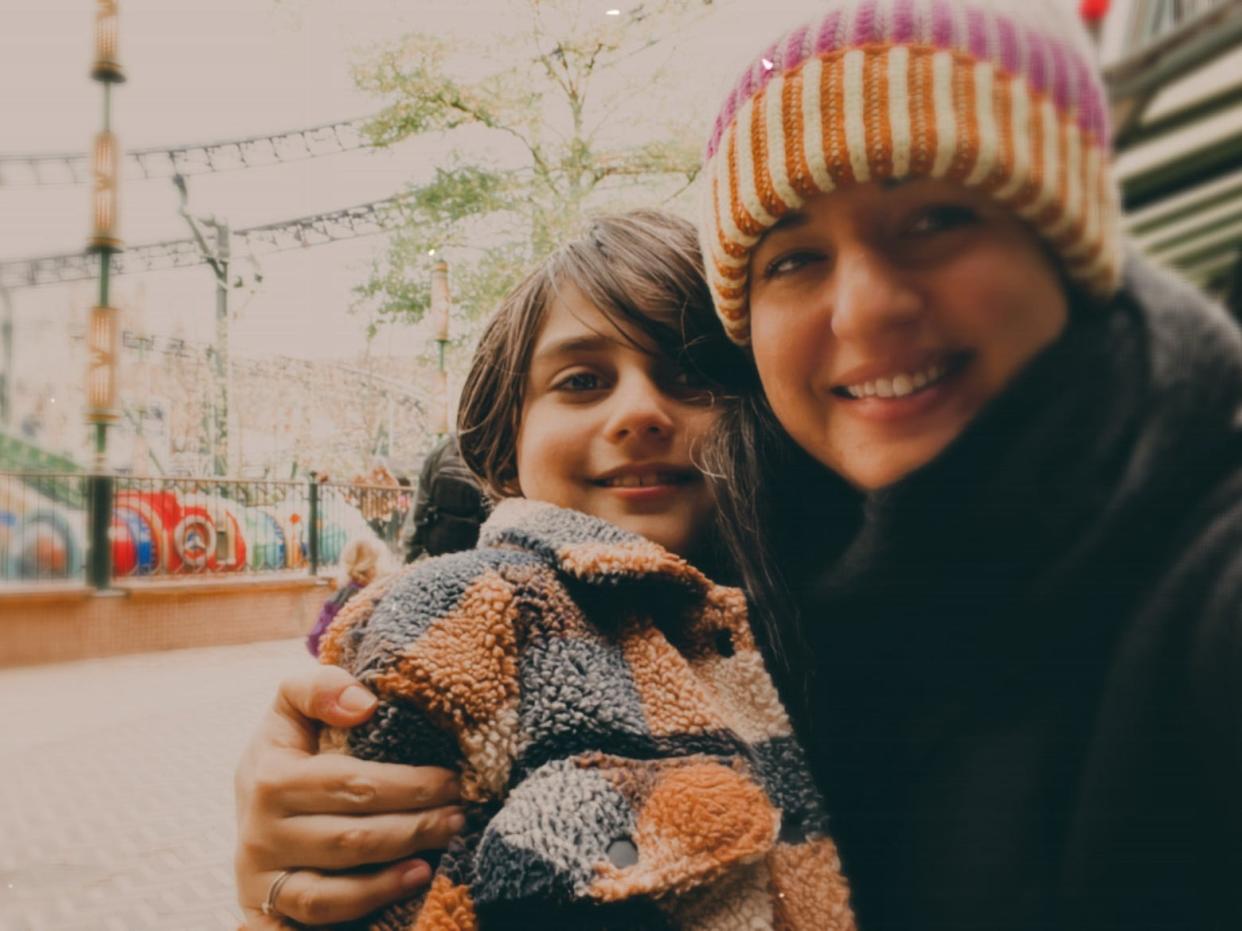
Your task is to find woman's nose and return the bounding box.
[826,246,923,342]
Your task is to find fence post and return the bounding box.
[87,472,113,589]
[308,473,320,577]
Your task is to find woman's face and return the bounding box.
[747,180,1070,490]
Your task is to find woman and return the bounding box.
[695,2,1242,927]
[236,2,1242,927]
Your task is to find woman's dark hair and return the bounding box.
[700,378,841,690]
[457,209,742,498]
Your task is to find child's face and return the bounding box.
[515,283,718,557]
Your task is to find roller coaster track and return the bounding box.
[0,117,371,188]
[0,196,411,289]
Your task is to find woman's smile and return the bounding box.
[828,352,975,422]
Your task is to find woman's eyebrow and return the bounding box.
[768,211,809,234]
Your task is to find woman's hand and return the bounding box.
[234,665,463,928]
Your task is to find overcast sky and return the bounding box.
[1,0,1106,372]
[1,0,852,366]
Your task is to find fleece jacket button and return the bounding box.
[779,814,806,844]
[607,837,639,868]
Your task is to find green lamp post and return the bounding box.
[86,0,124,588]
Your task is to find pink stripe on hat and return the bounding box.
[931,0,955,47]
[892,0,916,42]
[853,0,881,44]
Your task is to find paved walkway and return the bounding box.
[0,639,314,931]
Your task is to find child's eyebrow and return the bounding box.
[532,334,615,360]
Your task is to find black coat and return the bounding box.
[776,257,1242,930]
[401,435,490,564]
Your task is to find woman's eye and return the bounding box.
[553,371,604,392]
[904,205,978,236]
[763,250,822,279]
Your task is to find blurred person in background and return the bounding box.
[400,434,491,564]
[305,536,384,657]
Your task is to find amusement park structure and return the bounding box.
[1105,0,1242,307]
[0,0,445,620]
[0,117,370,188]
[2,0,1240,607]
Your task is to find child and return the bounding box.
[305,536,383,656]
[315,211,854,930]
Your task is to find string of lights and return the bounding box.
[0,195,410,289]
[0,117,371,187]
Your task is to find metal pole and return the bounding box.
[0,286,12,428]
[430,260,451,436]
[87,472,114,589]
[308,472,320,576]
[212,219,230,476]
[85,0,126,589]
[172,176,232,477]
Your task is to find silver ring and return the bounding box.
[261,869,296,919]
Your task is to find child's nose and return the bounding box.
[605,377,676,442]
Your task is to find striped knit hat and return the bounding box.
[700,0,1124,344]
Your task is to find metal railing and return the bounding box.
[1119,0,1234,56]
[0,472,91,581]
[1107,0,1242,101]
[0,471,411,585]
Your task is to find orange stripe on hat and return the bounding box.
[909,47,936,177]
[986,71,1015,192]
[784,66,819,199]
[948,53,979,183]
[864,48,893,180]
[822,53,855,187]
[727,125,765,239]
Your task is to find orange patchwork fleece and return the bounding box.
[320,498,854,931]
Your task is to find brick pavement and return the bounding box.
[0,639,315,931]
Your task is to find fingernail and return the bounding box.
[447,812,466,833]
[338,685,376,713]
[400,860,430,889]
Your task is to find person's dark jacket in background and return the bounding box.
[401,435,491,563]
[773,256,1242,930]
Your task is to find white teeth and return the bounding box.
[601,472,682,488]
[843,361,952,400]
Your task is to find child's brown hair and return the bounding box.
[458,209,739,498]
